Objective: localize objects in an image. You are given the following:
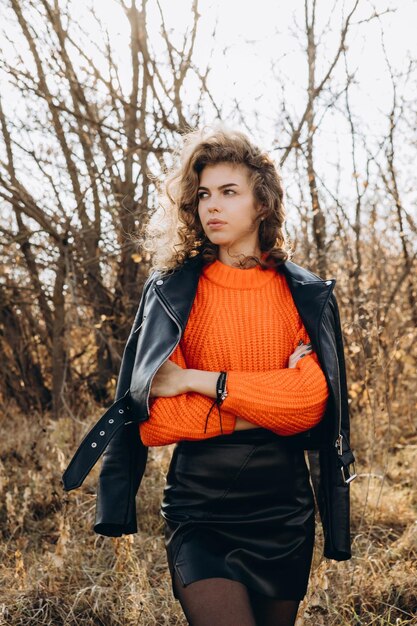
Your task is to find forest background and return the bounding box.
[0,0,416,624]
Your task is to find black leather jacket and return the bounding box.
[63,254,356,560]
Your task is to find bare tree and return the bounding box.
[0,0,216,414]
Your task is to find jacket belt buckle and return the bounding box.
[341,462,357,484]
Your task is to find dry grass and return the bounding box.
[0,399,416,626]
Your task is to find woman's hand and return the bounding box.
[234,417,260,431]
[149,359,188,398]
[288,341,313,368]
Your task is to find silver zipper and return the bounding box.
[313,281,342,454]
[144,289,182,417]
[317,299,356,483]
[300,279,335,286]
[133,315,147,333]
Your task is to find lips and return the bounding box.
[207,219,227,225]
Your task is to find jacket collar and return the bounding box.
[155,255,336,337]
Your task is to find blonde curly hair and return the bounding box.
[140,123,291,273]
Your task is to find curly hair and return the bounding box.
[140,122,291,273]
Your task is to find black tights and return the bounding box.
[173,572,300,626]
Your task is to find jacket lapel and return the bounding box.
[155,255,203,330]
[281,261,336,347]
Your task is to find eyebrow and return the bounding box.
[197,183,239,191]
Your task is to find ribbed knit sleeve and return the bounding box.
[139,342,236,447]
[221,325,329,435]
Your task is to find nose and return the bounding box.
[208,197,221,212]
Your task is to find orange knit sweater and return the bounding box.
[139,259,329,447]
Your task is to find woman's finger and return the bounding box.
[288,344,314,368]
[293,344,312,355]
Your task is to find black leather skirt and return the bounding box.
[160,427,315,601]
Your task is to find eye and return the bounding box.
[197,191,208,199]
[224,188,235,195]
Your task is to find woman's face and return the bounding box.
[197,162,262,259]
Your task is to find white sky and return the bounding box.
[77,0,417,224]
[78,1,416,175]
[1,0,416,234]
[3,0,416,157]
[92,0,417,142]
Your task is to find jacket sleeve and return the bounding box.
[94,273,155,536]
[317,293,354,561]
[221,325,329,436]
[139,342,237,447]
[114,272,156,402]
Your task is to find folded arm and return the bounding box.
[140,326,329,446]
[186,325,328,436]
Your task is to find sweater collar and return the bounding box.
[201,258,276,290]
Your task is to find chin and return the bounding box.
[206,234,230,245]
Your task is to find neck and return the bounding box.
[218,246,262,268]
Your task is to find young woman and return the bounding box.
[63,125,356,626]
